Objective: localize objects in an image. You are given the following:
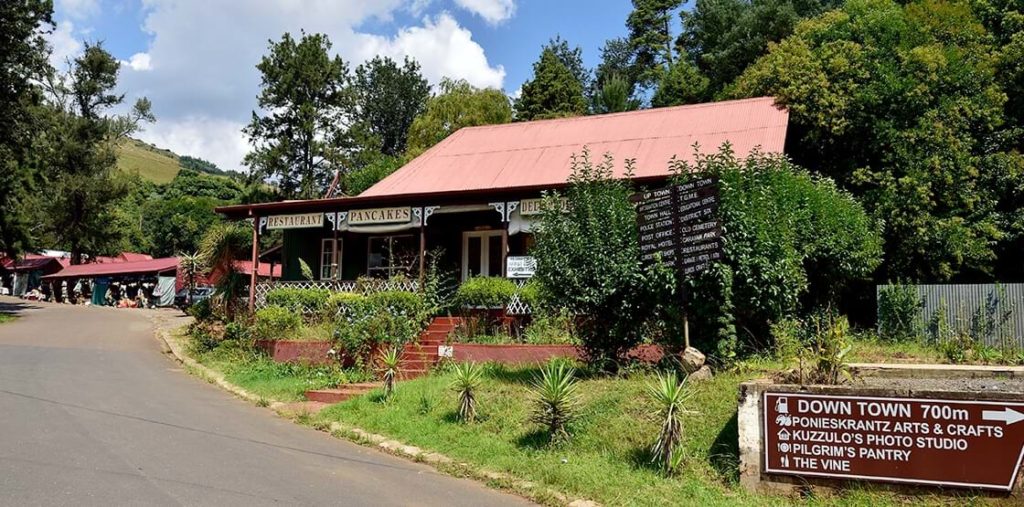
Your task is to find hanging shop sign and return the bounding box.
[764,391,1024,491]
[633,177,722,277]
[348,207,412,225]
[506,256,537,278]
[519,197,568,216]
[266,213,324,230]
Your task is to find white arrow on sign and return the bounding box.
[982,407,1024,425]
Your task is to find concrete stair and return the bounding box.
[305,382,379,404]
[397,316,461,379]
[302,317,464,404]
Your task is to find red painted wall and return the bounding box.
[255,340,334,365]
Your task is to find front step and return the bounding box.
[305,382,379,404]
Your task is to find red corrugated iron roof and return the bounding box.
[233,260,281,278]
[1,254,70,272]
[361,97,788,197]
[42,257,179,279]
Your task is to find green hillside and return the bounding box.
[116,138,181,183]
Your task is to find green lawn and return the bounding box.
[189,331,1006,506]
[314,360,993,507]
[0,314,15,324]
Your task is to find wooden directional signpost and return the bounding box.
[633,177,723,347]
[764,392,1024,491]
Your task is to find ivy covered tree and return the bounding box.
[404,78,512,159]
[244,31,352,200]
[730,0,1024,281]
[514,47,588,120]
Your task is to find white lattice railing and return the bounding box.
[254,279,419,310]
[255,278,535,316]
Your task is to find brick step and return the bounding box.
[305,382,379,404]
[429,316,463,326]
[399,353,438,362]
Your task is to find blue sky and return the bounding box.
[49,0,636,171]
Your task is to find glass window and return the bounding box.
[320,238,341,280]
[367,235,418,278]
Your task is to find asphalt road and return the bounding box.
[0,297,531,507]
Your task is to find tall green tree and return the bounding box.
[544,36,592,93]
[351,56,430,158]
[244,32,352,200]
[405,78,512,159]
[514,48,588,121]
[0,1,53,256]
[651,57,709,106]
[627,0,685,86]
[730,0,1024,281]
[44,43,154,264]
[679,0,841,91]
[593,73,642,113]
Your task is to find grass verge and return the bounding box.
[0,313,15,324]
[190,340,371,402]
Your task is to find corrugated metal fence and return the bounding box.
[876,283,1024,348]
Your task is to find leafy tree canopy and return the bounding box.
[244,31,352,200]
[730,0,1024,281]
[351,56,430,158]
[627,0,685,86]
[514,47,588,121]
[405,78,512,159]
[651,57,710,107]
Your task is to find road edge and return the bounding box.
[151,315,599,507]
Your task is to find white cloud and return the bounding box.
[126,52,152,71]
[117,0,504,171]
[56,0,100,19]
[454,0,516,24]
[136,116,249,174]
[46,20,83,69]
[358,14,505,89]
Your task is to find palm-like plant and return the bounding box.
[529,360,579,443]
[199,222,250,320]
[178,251,202,306]
[648,371,693,475]
[450,362,484,423]
[377,346,402,400]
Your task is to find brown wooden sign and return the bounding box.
[764,392,1024,490]
[633,178,722,276]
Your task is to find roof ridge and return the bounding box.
[456,96,779,133]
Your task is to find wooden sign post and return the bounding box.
[634,177,722,349]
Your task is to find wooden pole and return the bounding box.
[332,226,340,280]
[684,312,690,349]
[501,225,509,277]
[248,217,260,313]
[418,210,426,286]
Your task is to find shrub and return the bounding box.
[252,305,302,341]
[223,321,251,342]
[334,291,428,361]
[649,372,692,475]
[324,292,364,318]
[187,298,214,321]
[529,360,580,443]
[455,276,518,308]
[877,284,923,341]
[265,287,331,314]
[523,309,576,345]
[518,280,543,310]
[532,150,673,368]
[795,312,853,385]
[451,362,485,423]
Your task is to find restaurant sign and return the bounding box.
[266,213,324,230]
[348,207,412,225]
[764,391,1024,490]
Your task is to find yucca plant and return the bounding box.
[529,360,579,443]
[648,371,693,475]
[377,346,402,400]
[450,362,484,423]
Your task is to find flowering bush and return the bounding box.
[252,305,302,341]
[334,291,428,362]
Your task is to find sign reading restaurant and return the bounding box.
[764,391,1024,490]
[348,207,412,225]
[266,213,324,230]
